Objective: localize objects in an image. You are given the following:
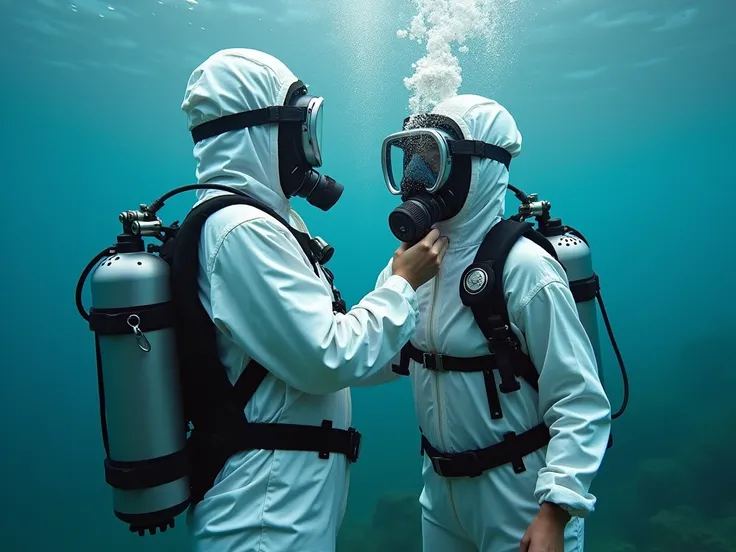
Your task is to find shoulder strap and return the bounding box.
[521,228,559,262]
[459,218,532,336]
[459,219,538,393]
[170,193,318,426]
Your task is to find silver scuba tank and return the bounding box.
[77,206,190,536]
[537,218,603,379]
[511,187,628,421]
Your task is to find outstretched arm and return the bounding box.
[350,258,408,387]
[209,216,419,395]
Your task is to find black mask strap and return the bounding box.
[191,106,306,144]
[449,140,512,171]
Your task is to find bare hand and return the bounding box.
[520,503,569,552]
[391,228,449,290]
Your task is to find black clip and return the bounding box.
[319,420,333,459]
[486,318,521,393]
[503,432,527,473]
[347,427,362,463]
[430,450,483,478]
[423,353,445,372]
[333,298,346,314]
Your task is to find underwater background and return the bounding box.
[1,0,734,550]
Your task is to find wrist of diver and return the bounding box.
[392,270,418,290]
[539,501,572,525]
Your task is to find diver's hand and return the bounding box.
[519,502,569,552]
[391,229,449,290]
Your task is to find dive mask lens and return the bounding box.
[314,99,323,164]
[292,94,324,167]
[381,129,449,196]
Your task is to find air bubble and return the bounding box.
[400,0,507,113]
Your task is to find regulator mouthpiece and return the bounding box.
[296,170,344,211]
[388,194,448,244]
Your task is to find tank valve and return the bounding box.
[518,193,551,219]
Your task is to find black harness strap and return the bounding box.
[420,423,550,477]
[168,192,359,504]
[394,219,564,479]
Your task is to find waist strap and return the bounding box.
[420,423,550,478]
[233,419,361,460]
[188,419,361,503]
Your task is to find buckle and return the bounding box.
[489,324,511,342]
[347,427,361,463]
[429,451,483,478]
[487,332,519,356]
[423,352,445,372]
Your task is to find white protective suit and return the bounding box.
[375,95,612,552]
[180,48,419,552]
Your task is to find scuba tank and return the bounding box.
[509,185,629,420]
[75,195,192,536]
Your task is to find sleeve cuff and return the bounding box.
[535,481,597,519]
[382,274,418,309]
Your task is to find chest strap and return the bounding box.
[396,342,539,423]
[401,342,538,387]
[420,423,550,477]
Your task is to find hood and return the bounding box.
[181,48,300,220]
[430,94,523,249]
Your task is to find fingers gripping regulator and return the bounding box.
[75,184,341,536]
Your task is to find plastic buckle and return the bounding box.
[423,353,445,372]
[332,298,346,314]
[487,327,518,355]
[428,455,450,476]
[347,427,362,463]
[429,451,483,478]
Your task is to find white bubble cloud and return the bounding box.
[398,0,512,114]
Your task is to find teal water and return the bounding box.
[1,1,734,551]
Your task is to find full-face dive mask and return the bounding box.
[381,115,513,244]
[191,80,343,211]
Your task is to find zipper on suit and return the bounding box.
[427,273,444,449]
[427,270,461,522]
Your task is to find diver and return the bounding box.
[375,94,614,552]
[76,47,450,551]
[177,48,452,552]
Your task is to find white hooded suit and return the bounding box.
[180,48,419,552]
[375,95,612,552]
